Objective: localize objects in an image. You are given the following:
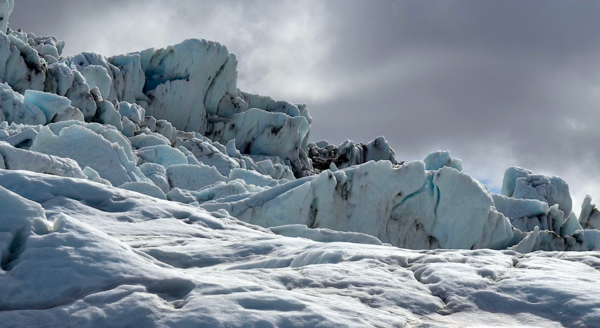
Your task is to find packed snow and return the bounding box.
[1,1,600,326]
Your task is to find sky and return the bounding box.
[9,0,600,209]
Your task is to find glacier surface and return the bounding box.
[1,2,600,326]
[2,171,600,328]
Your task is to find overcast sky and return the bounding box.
[10,0,600,209]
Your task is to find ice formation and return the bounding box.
[2,3,600,326]
[0,0,596,254]
[2,170,600,327]
[201,161,516,250]
[308,136,397,171]
[501,166,572,215]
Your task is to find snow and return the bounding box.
[2,171,600,327]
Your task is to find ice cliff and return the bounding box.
[3,2,600,326]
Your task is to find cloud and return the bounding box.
[9,0,600,210]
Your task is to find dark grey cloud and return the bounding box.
[9,0,600,206]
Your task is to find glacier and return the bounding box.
[2,1,600,326]
[3,170,600,327]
